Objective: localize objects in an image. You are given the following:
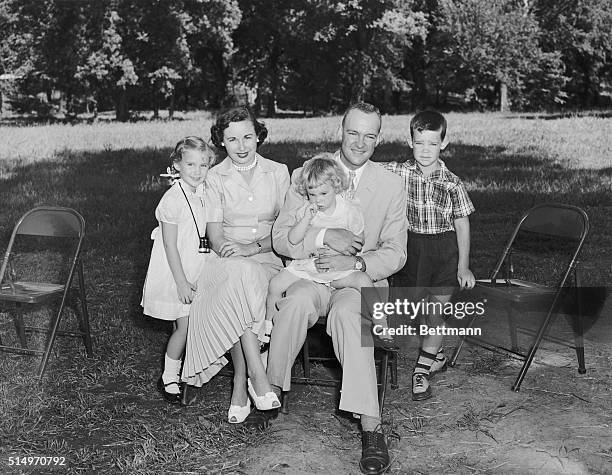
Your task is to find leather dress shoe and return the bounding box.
[359,431,390,474]
[243,408,278,430]
[157,377,182,405]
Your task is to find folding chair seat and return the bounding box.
[0,207,93,378]
[449,203,589,391]
[288,315,399,417]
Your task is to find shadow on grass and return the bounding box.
[0,140,610,343]
[1,139,611,473]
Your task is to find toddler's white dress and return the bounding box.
[286,195,365,283]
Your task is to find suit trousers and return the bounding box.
[267,279,380,418]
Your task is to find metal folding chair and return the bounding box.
[450,203,589,391]
[0,207,93,378]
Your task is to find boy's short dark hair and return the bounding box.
[410,110,447,140]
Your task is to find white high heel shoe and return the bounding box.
[247,379,280,411]
[228,398,251,424]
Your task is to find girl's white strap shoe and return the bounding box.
[247,378,280,411]
[228,398,251,424]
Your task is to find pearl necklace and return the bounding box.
[232,157,258,172]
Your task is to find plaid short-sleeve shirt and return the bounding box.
[382,159,474,234]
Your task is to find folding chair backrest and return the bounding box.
[520,204,588,241]
[15,207,84,238]
[491,203,589,283]
[0,207,85,285]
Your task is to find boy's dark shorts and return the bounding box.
[384,231,459,335]
[393,230,458,298]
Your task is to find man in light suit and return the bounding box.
[247,102,407,475]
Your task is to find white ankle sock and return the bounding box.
[162,354,182,394]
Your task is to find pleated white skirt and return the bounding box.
[181,256,268,386]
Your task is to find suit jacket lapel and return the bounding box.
[356,161,376,211]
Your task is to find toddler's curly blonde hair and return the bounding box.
[295,153,348,197]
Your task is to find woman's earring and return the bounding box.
[221,142,225,147]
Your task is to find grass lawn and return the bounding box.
[0,112,611,473]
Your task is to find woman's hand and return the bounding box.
[219,241,259,257]
[176,280,197,304]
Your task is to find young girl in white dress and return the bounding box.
[262,153,390,341]
[141,136,215,404]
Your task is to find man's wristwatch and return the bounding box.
[354,256,366,272]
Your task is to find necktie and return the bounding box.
[347,171,356,199]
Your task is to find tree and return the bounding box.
[233,0,428,114]
[0,0,28,76]
[76,7,138,121]
[431,0,565,111]
[232,0,298,116]
[311,0,429,108]
[534,0,612,108]
[299,0,428,108]
[183,0,241,109]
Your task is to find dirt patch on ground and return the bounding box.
[232,306,612,474]
[3,300,609,474]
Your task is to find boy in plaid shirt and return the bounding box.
[384,110,475,401]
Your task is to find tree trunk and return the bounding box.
[169,92,175,120]
[266,89,276,117]
[254,87,262,114]
[499,82,509,112]
[116,89,129,122]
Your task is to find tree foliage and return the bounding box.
[534,0,612,108]
[0,0,610,118]
[431,0,566,110]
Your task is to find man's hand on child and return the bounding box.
[315,254,355,273]
[457,268,475,289]
[323,228,363,255]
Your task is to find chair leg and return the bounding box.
[302,335,311,379]
[77,264,93,356]
[512,308,559,392]
[507,305,519,353]
[13,307,27,348]
[181,384,190,406]
[390,352,398,390]
[450,314,477,367]
[573,282,586,374]
[378,351,390,417]
[280,391,290,414]
[37,293,69,379]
